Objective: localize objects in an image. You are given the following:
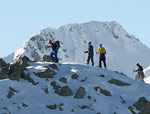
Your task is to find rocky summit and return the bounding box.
[0,57,150,114]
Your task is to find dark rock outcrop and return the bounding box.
[133,97,150,114]
[8,56,31,81]
[46,104,57,110]
[0,58,9,79]
[59,77,67,83]
[71,73,79,79]
[55,86,73,96]
[34,68,56,78]
[74,87,86,99]
[108,78,130,86]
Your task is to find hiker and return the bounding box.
[96,44,107,69]
[45,40,59,63]
[133,63,145,82]
[84,42,94,66]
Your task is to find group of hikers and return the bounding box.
[45,40,145,82]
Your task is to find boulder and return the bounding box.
[8,56,31,81]
[55,86,73,96]
[0,58,9,79]
[108,78,130,86]
[59,77,67,83]
[46,104,57,110]
[74,87,86,99]
[34,68,56,78]
[43,55,54,62]
[50,81,61,90]
[133,97,150,114]
[71,73,79,79]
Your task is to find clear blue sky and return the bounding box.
[0,0,150,57]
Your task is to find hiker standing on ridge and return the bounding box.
[96,44,107,69]
[84,42,94,66]
[133,63,145,82]
[45,40,59,63]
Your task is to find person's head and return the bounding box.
[49,40,52,44]
[136,63,140,66]
[100,44,103,48]
[88,42,91,46]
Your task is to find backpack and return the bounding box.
[55,40,60,49]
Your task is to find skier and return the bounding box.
[84,42,94,66]
[96,44,107,69]
[45,40,59,63]
[133,63,145,82]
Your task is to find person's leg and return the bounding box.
[103,60,107,69]
[54,50,58,59]
[50,51,54,61]
[99,57,102,68]
[91,56,94,66]
[87,56,90,65]
[54,50,58,63]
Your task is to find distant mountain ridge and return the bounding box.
[3,21,150,77]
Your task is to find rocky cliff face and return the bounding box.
[3,21,150,77]
[0,57,150,114]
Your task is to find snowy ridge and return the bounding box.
[0,62,150,114]
[3,21,150,77]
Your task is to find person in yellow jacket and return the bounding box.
[96,44,107,69]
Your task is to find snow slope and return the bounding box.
[3,21,150,78]
[0,62,150,114]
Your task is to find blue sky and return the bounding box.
[0,0,150,57]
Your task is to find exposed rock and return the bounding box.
[59,103,64,111]
[50,81,61,90]
[0,58,9,79]
[22,71,39,85]
[128,106,136,114]
[42,86,49,94]
[49,64,59,70]
[7,87,18,99]
[100,88,112,96]
[94,87,112,96]
[46,104,57,110]
[8,56,31,81]
[99,74,105,78]
[34,68,56,78]
[22,102,29,107]
[108,78,130,86]
[120,96,126,104]
[71,73,79,79]
[43,55,54,62]
[59,77,67,83]
[55,86,73,96]
[133,97,150,114]
[115,71,127,76]
[87,96,92,100]
[74,87,86,99]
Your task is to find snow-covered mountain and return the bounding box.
[1,60,150,114]
[3,21,150,78]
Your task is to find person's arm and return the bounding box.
[84,51,88,53]
[96,48,100,54]
[45,45,52,49]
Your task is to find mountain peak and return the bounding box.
[3,21,150,78]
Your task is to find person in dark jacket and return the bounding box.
[133,63,145,82]
[96,44,107,69]
[84,42,94,66]
[46,40,58,63]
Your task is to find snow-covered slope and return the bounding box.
[0,62,150,114]
[3,21,150,77]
